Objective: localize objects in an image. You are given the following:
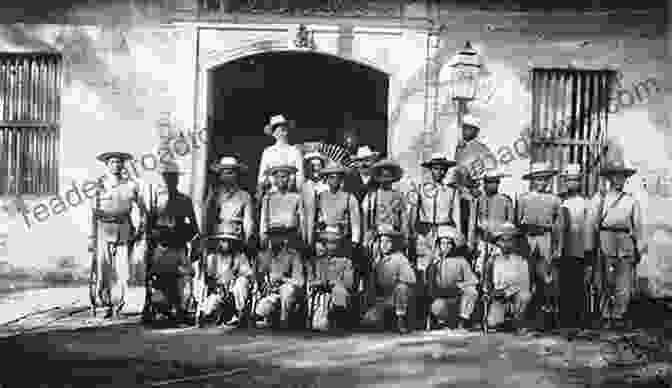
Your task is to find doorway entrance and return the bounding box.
[206,51,389,195]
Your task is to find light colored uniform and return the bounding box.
[199,250,254,317]
[426,254,478,321]
[488,252,532,327]
[90,176,143,314]
[259,191,305,247]
[301,179,329,246]
[204,188,256,246]
[258,143,304,191]
[255,247,306,322]
[315,190,362,246]
[474,192,513,274]
[307,254,356,310]
[588,190,644,319]
[362,252,416,325]
[362,189,410,254]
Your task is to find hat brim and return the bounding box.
[521,170,558,180]
[97,152,133,163]
[371,163,404,183]
[266,165,299,176]
[600,168,636,177]
[319,232,344,242]
[351,152,381,163]
[205,233,241,241]
[421,159,458,169]
[267,227,296,236]
[320,167,348,176]
[264,120,295,136]
[482,174,511,181]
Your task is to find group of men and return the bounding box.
[88,113,645,335]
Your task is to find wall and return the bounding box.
[0,2,670,296]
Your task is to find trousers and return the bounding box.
[200,276,251,316]
[255,283,304,322]
[559,257,587,327]
[429,286,478,321]
[362,283,413,325]
[487,291,532,327]
[601,256,635,319]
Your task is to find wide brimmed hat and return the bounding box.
[351,146,381,164]
[600,160,636,177]
[376,223,402,238]
[265,164,299,176]
[561,163,582,178]
[492,222,520,240]
[205,223,242,241]
[304,151,327,164]
[318,225,344,242]
[435,225,465,247]
[462,114,481,129]
[522,161,559,180]
[157,159,183,174]
[266,223,297,236]
[320,161,347,176]
[371,159,404,183]
[210,156,248,173]
[263,114,294,136]
[97,151,133,163]
[421,153,457,169]
[482,168,511,181]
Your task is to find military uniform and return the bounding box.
[259,189,305,248]
[474,179,514,275]
[588,162,644,323]
[343,146,381,202]
[89,152,145,318]
[301,177,329,247]
[199,247,254,322]
[487,251,532,328]
[255,242,306,326]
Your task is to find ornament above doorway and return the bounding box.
[292,25,317,50]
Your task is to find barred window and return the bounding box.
[0,53,62,196]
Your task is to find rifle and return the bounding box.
[89,183,101,317]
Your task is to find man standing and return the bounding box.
[89,151,145,319]
[344,146,381,202]
[301,151,329,249]
[557,163,593,329]
[143,160,199,324]
[204,157,256,249]
[258,114,304,195]
[587,160,645,330]
[259,165,306,249]
[516,161,562,329]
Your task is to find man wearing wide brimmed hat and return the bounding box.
[255,224,306,329]
[410,153,462,270]
[586,159,644,330]
[301,151,329,248]
[344,145,382,202]
[142,159,199,324]
[195,223,254,328]
[517,161,563,330]
[204,156,256,248]
[306,225,357,331]
[554,163,594,328]
[473,168,514,277]
[89,151,145,319]
[425,225,479,330]
[259,164,306,249]
[258,114,304,195]
[362,223,417,334]
[362,158,410,259]
[485,222,532,333]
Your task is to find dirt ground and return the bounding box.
[0,287,671,388]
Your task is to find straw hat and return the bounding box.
[370,159,404,183]
[304,151,327,164]
[263,114,294,136]
[435,225,465,247]
[462,114,481,129]
[320,161,347,176]
[351,146,381,164]
[376,223,402,238]
[210,156,248,173]
[522,161,559,180]
[600,159,636,177]
[97,151,133,163]
[561,163,582,179]
[265,164,299,176]
[482,168,511,181]
[421,152,457,169]
[204,223,242,241]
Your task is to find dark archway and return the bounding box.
[206,51,389,195]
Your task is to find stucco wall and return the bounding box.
[0,4,670,295]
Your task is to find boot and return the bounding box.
[397,314,410,334]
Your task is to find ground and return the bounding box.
[0,287,671,388]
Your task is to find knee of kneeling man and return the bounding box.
[280,283,300,297]
[462,286,478,297]
[518,291,532,303]
[430,298,450,316]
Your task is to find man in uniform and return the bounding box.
[362,224,416,334]
[301,151,329,249]
[259,165,306,249]
[362,159,410,260]
[587,159,645,330]
[255,225,306,329]
[425,225,479,330]
[89,151,145,319]
[197,223,254,328]
[557,163,593,328]
[204,156,256,249]
[473,169,514,275]
[143,160,199,324]
[344,146,382,202]
[486,223,532,334]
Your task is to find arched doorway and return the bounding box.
[205,51,389,195]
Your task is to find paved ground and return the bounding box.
[1,287,671,388]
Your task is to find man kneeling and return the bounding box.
[307,225,357,331]
[426,225,478,330]
[197,224,253,327]
[486,223,532,334]
[362,224,416,334]
[255,225,305,329]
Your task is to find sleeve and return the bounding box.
[243,194,256,246]
[185,196,200,241]
[237,253,254,278]
[460,259,479,287]
[632,198,645,253]
[259,196,269,247]
[290,253,306,288]
[89,186,99,241]
[397,254,417,284]
[133,181,147,228]
[515,194,523,226]
[297,195,307,243]
[303,187,315,246]
[406,183,420,233]
[361,193,371,238]
[517,259,530,294]
[584,194,601,254]
[397,192,410,240]
[293,147,305,189]
[202,190,216,237]
[258,148,270,186]
[504,195,514,223]
[349,194,362,244]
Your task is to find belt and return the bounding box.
[419,221,455,227]
[521,224,552,236]
[600,226,630,233]
[96,214,130,224]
